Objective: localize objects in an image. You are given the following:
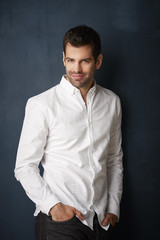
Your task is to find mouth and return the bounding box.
[71,74,85,80]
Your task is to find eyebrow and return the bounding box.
[65,57,73,60]
[65,57,92,61]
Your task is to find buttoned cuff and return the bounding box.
[39,195,60,216]
[106,203,120,220]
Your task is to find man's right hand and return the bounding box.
[49,203,85,222]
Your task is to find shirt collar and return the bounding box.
[60,75,96,96]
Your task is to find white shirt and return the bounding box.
[15,76,123,230]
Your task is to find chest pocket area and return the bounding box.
[54,109,87,141]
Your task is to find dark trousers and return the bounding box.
[35,212,114,240]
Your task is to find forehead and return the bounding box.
[65,43,94,59]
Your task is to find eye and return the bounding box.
[66,59,73,63]
[82,59,90,63]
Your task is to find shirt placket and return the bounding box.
[86,92,97,210]
[74,89,97,210]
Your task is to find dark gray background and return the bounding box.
[0,0,160,239]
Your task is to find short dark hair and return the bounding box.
[63,25,101,60]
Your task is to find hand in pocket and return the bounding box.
[49,203,85,222]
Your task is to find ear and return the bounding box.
[63,52,66,66]
[96,54,103,69]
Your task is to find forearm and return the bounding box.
[106,159,123,218]
[15,98,59,215]
[106,97,123,217]
[15,163,60,215]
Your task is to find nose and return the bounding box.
[74,62,82,73]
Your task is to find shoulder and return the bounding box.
[24,84,60,126]
[96,84,122,115]
[96,84,120,102]
[27,84,60,108]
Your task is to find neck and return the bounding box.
[65,76,94,104]
[79,80,94,104]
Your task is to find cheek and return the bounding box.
[84,65,93,72]
[88,66,96,75]
[65,65,72,72]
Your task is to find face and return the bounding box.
[63,43,102,91]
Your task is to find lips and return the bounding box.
[71,74,85,80]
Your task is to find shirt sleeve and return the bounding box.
[14,98,59,215]
[106,96,123,219]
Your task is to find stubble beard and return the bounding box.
[66,72,93,89]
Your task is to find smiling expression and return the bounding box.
[63,43,102,91]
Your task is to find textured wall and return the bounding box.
[0,0,160,239]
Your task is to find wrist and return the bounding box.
[49,202,61,215]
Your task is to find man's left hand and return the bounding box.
[101,213,118,227]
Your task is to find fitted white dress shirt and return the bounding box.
[15,76,123,230]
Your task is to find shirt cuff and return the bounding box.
[106,203,120,220]
[39,195,60,216]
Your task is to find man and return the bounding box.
[15,25,123,240]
